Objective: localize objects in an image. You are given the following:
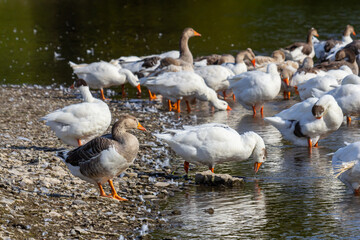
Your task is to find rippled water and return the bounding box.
[2,0,360,239]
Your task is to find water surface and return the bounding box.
[1,0,360,239]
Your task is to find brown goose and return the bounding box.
[159,27,201,69]
[194,53,235,65]
[222,48,256,75]
[283,28,319,63]
[315,48,359,75]
[325,25,356,52]
[246,50,285,70]
[57,115,146,201]
[146,28,201,100]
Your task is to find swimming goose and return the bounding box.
[57,115,146,201]
[40,79,111,147]
[69,60,141,100]
[283,27,319,63]
[154,123,266,174]
[141,71,231,113]
[264,94,343,147]
[332,142,360,195]
[229,63,281,117]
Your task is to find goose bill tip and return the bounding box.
[137,123,147,131]
[254,162,263,174]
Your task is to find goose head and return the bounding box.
[344,24,356,37]
[309,27,319,38]
[235,49,255,66]
[112,115,146,139]
[182,27,202,39]
[271,50,285,62]
[311,94,337,119]
[250,132,267,174]
[335,48,356,63]
[207,88,232,111]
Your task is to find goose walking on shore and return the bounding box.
[57,115,146,201]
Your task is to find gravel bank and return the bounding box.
[0,85,204,239]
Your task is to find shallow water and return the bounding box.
[2,0,360,239]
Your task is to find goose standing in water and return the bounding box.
[264,94,343,148]
[57,115,146,201]
[155,123,266,174]
[229,63,281,117]
[141,71,231,113]
[332,142,360,195]
[69,60,141,100]
[282,27,319,63]
[41,79,111,147]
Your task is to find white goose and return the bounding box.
[41,79,111,147]
[264,94,343,147]
[141,71,231,113]
[154,123,266,174]
[229,63,281,117]
[332,141,360,195]
[69,60,141,100]
[297,75,339,101]
[57,115,146,201]
[195,65,235,98]
[312,74,360,124]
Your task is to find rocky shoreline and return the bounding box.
[0,85,243,239]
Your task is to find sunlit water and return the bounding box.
[1,0,360,239]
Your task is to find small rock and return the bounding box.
[195,170,244,186]
[72,199,87,205]
[154,182,170,187]
[48,211,61,218]
[0,197,15,205]
[171,209,181,215]
[125,172,138,178]
[204,208,214,214]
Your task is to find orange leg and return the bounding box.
[294,86,299,95]
[283,91,287,100]
[77,139,82,146]
[186,100,191,113]
[260,106,264,118]
[314,142,318,147]
[100,89,110,101]
[209,167,214,173]
[252,106,256,117]
[176,100,181,113]
[232,94,236,102]
[184,161,190,174]
[148,90,157,100]
[98,183,107,197]
[168,100,173,111]
[287,91,291,99]
[347,116,351,125]
[108,180,127,201]
[355,188,360,196]
[308,138,312,148]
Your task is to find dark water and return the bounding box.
[2,0,360,239]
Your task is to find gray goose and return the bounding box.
[315,48,359,75]
[57,115,146,201]
[283,27,319,63]
[146,27,201,100]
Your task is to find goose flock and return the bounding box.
[40,26,360,199]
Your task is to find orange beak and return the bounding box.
[353,31,356,36]
[315,33,319,37]
[254,162,263,174]
[70,84,74,89]
[251,59,256,67]
[136,84,141,94]
[282,78,289,87]
[316,116,322,119]
[226,105,232,111]
[193,30,201,37]
[137,122,147,131]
